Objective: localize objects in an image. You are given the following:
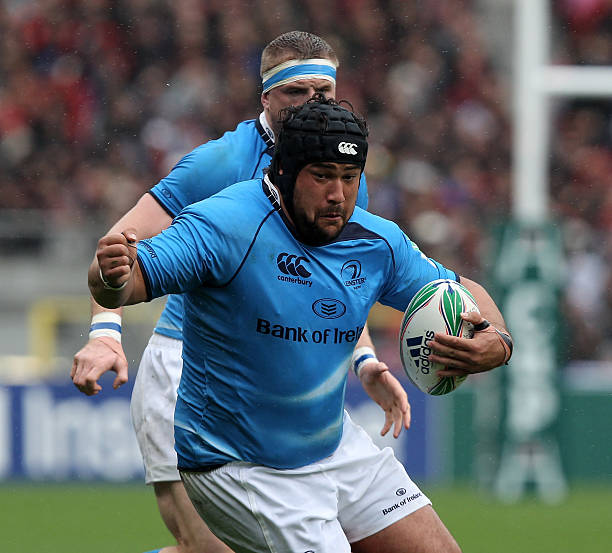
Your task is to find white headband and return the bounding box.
[262,58,337,93]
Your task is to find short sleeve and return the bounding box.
[378,229,457,311]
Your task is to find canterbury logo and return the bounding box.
[338,142,358,155]
[277,253,311,278]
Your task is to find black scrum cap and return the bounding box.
[271,95,368,213]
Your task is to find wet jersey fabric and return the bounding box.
[147,118,369,340]
[137,178,456,470]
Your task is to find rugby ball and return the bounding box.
[399,279,479,395]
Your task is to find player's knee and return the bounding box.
[427,522,462,553]
[436,535,462,553]
[174,536,197,553]
[176,535,232,553]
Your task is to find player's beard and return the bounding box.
[292,205,348,246]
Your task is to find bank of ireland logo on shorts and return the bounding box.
[338,141,357,155]
[276,252,312,287]
[341,259,366,288]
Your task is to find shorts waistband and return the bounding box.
[150,332,183,349]
[179,462,228,474]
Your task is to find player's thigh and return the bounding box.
[153,481,200,538]
[182,464,351,553]
[131,333,183,483]
[154,481,233,553]
[351,505,462,553]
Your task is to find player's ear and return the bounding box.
[261,92,270,109]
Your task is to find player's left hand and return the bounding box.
[71,336,128,395]
[358,361,410,438]
[428,311,507,377]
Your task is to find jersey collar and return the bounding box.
[263,173,281,211]
[256,112,275,154]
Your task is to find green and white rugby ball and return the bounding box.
[399,279,479,395]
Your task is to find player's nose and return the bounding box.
[326,178,345,203]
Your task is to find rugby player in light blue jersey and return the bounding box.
[73,32,410,553]
[90,96,512,553]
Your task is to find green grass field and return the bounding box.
[3,482,611,552]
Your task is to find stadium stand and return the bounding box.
[0,0,610,370]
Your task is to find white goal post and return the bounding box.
[487,0,612,502]
[514,0,612,223]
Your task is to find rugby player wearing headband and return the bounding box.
[90,96,510,553]
[73,31,408,553]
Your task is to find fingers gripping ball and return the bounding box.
[399,279,479,395]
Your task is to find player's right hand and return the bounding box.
[358,361,411,438]
[71,337,129,395]
[96,229,138,289]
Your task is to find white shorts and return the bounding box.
[131,333,182,484]
[181,411,431,553]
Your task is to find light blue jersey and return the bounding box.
[137,178,456,470]
[148,118,369,339]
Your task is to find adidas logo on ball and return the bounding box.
[405,331,434,374]
[338,142,357,155]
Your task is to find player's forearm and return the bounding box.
[352,322,383,380]
[356,322,375,352]
[90,280,124,316]
[88,250,124,315]
[459,276,510,336]
[88,195,171,314]
[88,259,147,309]
[89,259,131,309]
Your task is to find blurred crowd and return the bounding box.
[0,0,610,362]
